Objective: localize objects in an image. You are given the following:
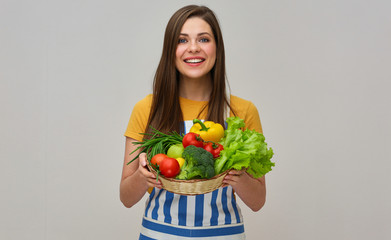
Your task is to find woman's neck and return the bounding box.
[179,75,212,101]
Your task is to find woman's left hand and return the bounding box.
[221,169,266,212]
[222,169,249,189]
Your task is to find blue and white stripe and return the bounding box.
[144,186,242,227]
[183,120,195,135]
[140,217,245,240]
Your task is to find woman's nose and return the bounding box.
[188,41,200,53]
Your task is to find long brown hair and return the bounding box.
[146,5,234,135]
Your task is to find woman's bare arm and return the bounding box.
[120,137,162,208]
[223,170,266,212]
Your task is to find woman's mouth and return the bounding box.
[184,57,205,65]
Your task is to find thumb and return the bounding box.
[139,153,147,167]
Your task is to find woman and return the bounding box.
[120,5,266,239]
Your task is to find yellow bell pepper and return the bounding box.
[190,119,225,143]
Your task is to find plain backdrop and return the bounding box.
[1,0,390,239]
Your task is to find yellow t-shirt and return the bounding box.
[124,94,262,140]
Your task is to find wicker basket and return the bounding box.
[147,164,228,195]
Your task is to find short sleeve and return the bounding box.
[243,101,263,134]
[230,95,263,134]
[124,95,152,141]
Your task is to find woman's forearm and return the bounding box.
[120,169,149,208]
[120,138,156,208]
[120,138,162,208]
[235,174,266,211]
[223,171,266,212]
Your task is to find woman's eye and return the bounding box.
[178,38,187,43]
[199,38,209,43]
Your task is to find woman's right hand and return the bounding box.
[120,137,161,208]
[138,153,162,189]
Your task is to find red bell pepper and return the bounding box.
[203,142,224,158]
[182,132,204,148]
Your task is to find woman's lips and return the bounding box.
[184,57,205,66]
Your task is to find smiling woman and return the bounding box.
[175,17,217,82]
[121,5,267,240]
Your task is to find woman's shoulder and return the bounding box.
[125,94,153,139]
[230,95,257,112]
[230,95,253,105]
[229,95,262,132]
[130,94,153,118]
[134,94,153,108]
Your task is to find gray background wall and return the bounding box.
[1,0,390,239]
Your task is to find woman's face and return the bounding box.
[175,17,216,81]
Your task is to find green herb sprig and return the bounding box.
[127,127,183,166]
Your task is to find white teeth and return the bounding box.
[185,58,204,63]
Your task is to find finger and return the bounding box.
[222,178,237,186]
[143,171,161,187]
[139,153,147,167]
[142,167,162,184]
[221,183,229,188]
[224,175,239,182]
[223,175,236,184]
[139,165,154,177]
[227,169,245,176]
[138,168,163,188]
[224,172,247,184]
[147,179,162,188]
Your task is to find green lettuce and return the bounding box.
[214,117,275,178]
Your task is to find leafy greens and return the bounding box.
[214,117,275,178]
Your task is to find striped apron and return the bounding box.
[139,117,245,239]
[139,186,245,239]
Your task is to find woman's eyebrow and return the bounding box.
[179,32,212,37]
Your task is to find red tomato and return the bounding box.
[203,142,224,158]
[151,153,167,166]
[182,132,204,148]
[159,157,180,178]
